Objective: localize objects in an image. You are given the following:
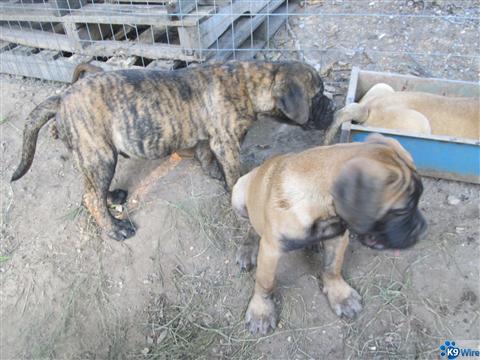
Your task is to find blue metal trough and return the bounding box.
[340,68,480,184]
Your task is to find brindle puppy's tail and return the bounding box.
[11,95,61,181]
[323,103,368,145]
[71,63,103,83]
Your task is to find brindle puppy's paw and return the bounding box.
[305,243,321,253]
[49,123,59,139]
[108,219,136,241]
[206,160,224,181]
[245,294,277,335]
[324,279,363,319]
[107,189,128,205]
[236,242,259,272]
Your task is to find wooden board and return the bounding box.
[86,40,196,60]
[0,25,195,60]
[0,3,62,23]
[0,2,212,26]
[167,0,197,19]
[0,49,88,82]
[112,0,176,3]
[215,0,288,61]
[177,0,284,58]
[0,49,147,82]
[0,26,76,52]
[197,0,276,49]
[53,0,86,16]
[107,26,169,67]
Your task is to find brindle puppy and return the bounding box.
[11,61,335,241]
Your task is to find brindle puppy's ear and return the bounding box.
[331,158,393,234]
[273,74,310,125]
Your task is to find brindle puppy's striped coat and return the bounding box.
[11,61,334,241]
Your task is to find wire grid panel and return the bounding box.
[0,0,478,82]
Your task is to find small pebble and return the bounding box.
[141,347,149,356]
[447,195,461,205]
[345,49,355,57]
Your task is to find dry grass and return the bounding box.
[0,182,18,257]
[342,254,450,360]
[20,208,129,359]
[5,172,475,359]
[144,272,343,360]
[59,205,86,222]
[141,192,255,359]
[163,191,244,252]
[141,193,339,359]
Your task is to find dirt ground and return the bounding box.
[1,1,479,359]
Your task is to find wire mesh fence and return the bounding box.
[0,0,478,83]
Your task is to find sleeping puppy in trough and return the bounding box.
[11,61,335,241]
[324,83,480,144]
[232,134,427,334]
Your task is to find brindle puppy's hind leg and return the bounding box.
[195,141,224,181]
[209,136,241,191]
[74,147,135,240]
